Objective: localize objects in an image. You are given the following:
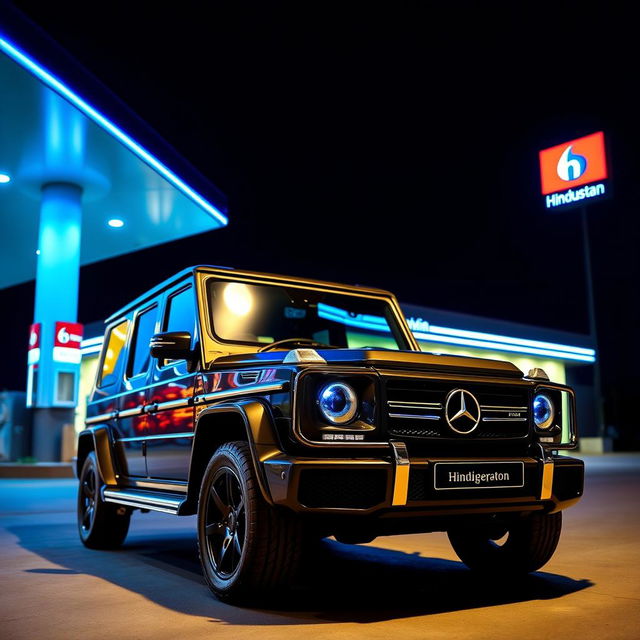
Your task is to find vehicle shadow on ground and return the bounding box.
[11,522,593,624]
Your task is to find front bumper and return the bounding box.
[262,448,584,517]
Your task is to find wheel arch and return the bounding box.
[183,399,282,514]
[76,426,118,485]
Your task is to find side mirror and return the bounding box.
[150,331,193,362]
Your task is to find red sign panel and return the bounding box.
[539,131,607,195]
[28,323,41,350]
[54,322,84,349]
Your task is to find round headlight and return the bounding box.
[318,382,358,425]
[533,393,555,429]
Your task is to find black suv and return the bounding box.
[77,265,584,601]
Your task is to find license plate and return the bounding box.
[434,461,524,490]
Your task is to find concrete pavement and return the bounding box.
[1,455,639,639]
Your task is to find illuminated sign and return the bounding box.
[27,323,41,365]
[539,131,608,209]
[53,321,83,364]
[407,317,430,333]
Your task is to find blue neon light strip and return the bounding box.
[428,325,595,357]
[0,35,228,227]
[413,331,595,363]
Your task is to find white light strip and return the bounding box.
[428,324,595,357]
[81,336,103,356]
[0,35,228,227]
[81,336,104,347]
[80,346,102,356]
[413,331,595,362]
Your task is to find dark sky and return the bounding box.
[2,3,638,435]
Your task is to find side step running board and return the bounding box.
[103,488,186,515]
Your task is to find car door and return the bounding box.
[116,302,160,478]
[145,283,198,481]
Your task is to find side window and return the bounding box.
[128,305,158,378]
[98,319,130,388]
[161,286,196,367]
[164,286,196,335]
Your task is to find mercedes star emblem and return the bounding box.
[445,389,481,434]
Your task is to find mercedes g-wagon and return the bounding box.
[76,265,584,601]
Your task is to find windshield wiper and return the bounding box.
[257,338,336,352]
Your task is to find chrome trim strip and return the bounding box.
[103,488,184,512]
[194,381,287,405]
[119,432,194,442]
[117,406,143,419]
[388,401,442,409]
[87,373,194,404]
[104,499,178,514]
[127,479,188,493]
[104,489,183,507]
[85,412,116,425]
[389,413,440,421]
[480,405,528,411]
[87,381,286,427]
[155,398,191,411]
[482,417,528,422]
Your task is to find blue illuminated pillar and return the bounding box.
[31,182,83,461]
[27,89,88,461]
[34,183,82,327]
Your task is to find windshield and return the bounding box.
[206,280,410,351]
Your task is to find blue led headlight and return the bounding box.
[533,393,555,429]
[318,382,358,425]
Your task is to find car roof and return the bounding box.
[105,265,395,324]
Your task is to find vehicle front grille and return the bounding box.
[385,377,530,441]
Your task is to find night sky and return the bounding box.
[2,3,638,441]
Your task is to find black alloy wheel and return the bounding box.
[79,461,97,534]
[204,466,246,578]
[197,441,304,602]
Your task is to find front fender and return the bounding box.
[185,399,284,511]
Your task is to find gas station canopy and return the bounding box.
[0,20,229,460]
[0,32,228,289]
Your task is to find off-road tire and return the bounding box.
[77,451,130,549]
[197,441,303,602]
[448,512,562,574]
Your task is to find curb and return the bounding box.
[0,463,75,479]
